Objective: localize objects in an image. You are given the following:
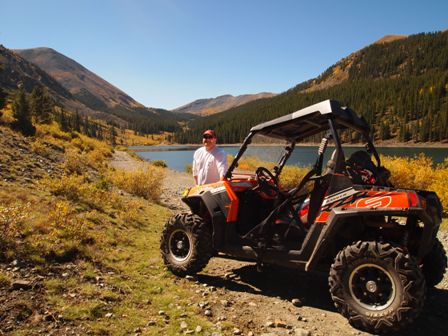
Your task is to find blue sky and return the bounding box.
[1,0,447,110]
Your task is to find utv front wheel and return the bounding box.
[422,238,447,287]
[329,241,426,334]
[160,213,213,276]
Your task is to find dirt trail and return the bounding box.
[111,150,448,336]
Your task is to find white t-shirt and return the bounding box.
[192,146,228,185]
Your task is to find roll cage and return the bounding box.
[225,99,381,180]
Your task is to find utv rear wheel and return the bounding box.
[329,241,426,334]
[160,213,213,276]
[422,238,447,287]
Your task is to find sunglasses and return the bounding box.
[203,135,214,139]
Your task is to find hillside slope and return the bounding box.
[15,47,144,111]
[0,45,117,123]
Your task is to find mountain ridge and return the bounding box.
[14,47,144,111]
[173,92,277,116]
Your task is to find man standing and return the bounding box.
[192,130,228,185]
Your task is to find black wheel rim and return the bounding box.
[168,229,192,262]
[349,263,396,310]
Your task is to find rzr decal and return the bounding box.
[320,190,368,212]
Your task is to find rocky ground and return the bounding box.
[111,150,448,336]
[1,150,447,336]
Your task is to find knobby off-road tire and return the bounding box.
[160,213,213,276]
[422,238,447,287]
[329,241,426,334]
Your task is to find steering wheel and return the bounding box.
[254,167,279,198]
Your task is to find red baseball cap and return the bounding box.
[203,129,216,137]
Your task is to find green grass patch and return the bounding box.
[39,202,215,335]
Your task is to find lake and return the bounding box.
[130,145,448,173]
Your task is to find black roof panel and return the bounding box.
[250,100,370,141]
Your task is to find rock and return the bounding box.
[204,309,212,317]
[275,319,287,328]
[134,327,142,333]
[292,298,303,307]
[12,280,33,290]
[247,332,254,336]
[185,330,194,335]
[105,313,113,318]
[220,300,230,307]
[198,302,209,309]
[248,302,257,307]
[147,320,156,326]
[233,328,242,335]
[266,321,275,327]
[180,321,188,329]
[195,325,203,333]
[158,310,166,316]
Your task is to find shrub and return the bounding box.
[381,154,434,190]
[30,138,52,158]
[44,174,86,202]
[280,165,311,190]
[151,160,167,168]
[0,202,30,255]
[382,155,448,214]
[47,200,88,241]
[108,166,165,202]
[429,159,448,215]
[63,149,89,175]
[35,122,72,142]
[42,174,116,212]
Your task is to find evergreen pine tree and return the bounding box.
[74,109,81,132]
[109,125,117,146]
[59,109,69,132]
[0,87,6,110]
[11,86,35,136]
[29,85,53,123]
[0,65,6,110]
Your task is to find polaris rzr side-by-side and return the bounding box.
[160,100,446,334]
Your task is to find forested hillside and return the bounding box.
[175,31,448,143]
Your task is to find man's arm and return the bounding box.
[215,149,229,179]
[192,150,199,185]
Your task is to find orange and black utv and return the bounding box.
[160,100,446,334]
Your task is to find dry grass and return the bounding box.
[107,166,165,202]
